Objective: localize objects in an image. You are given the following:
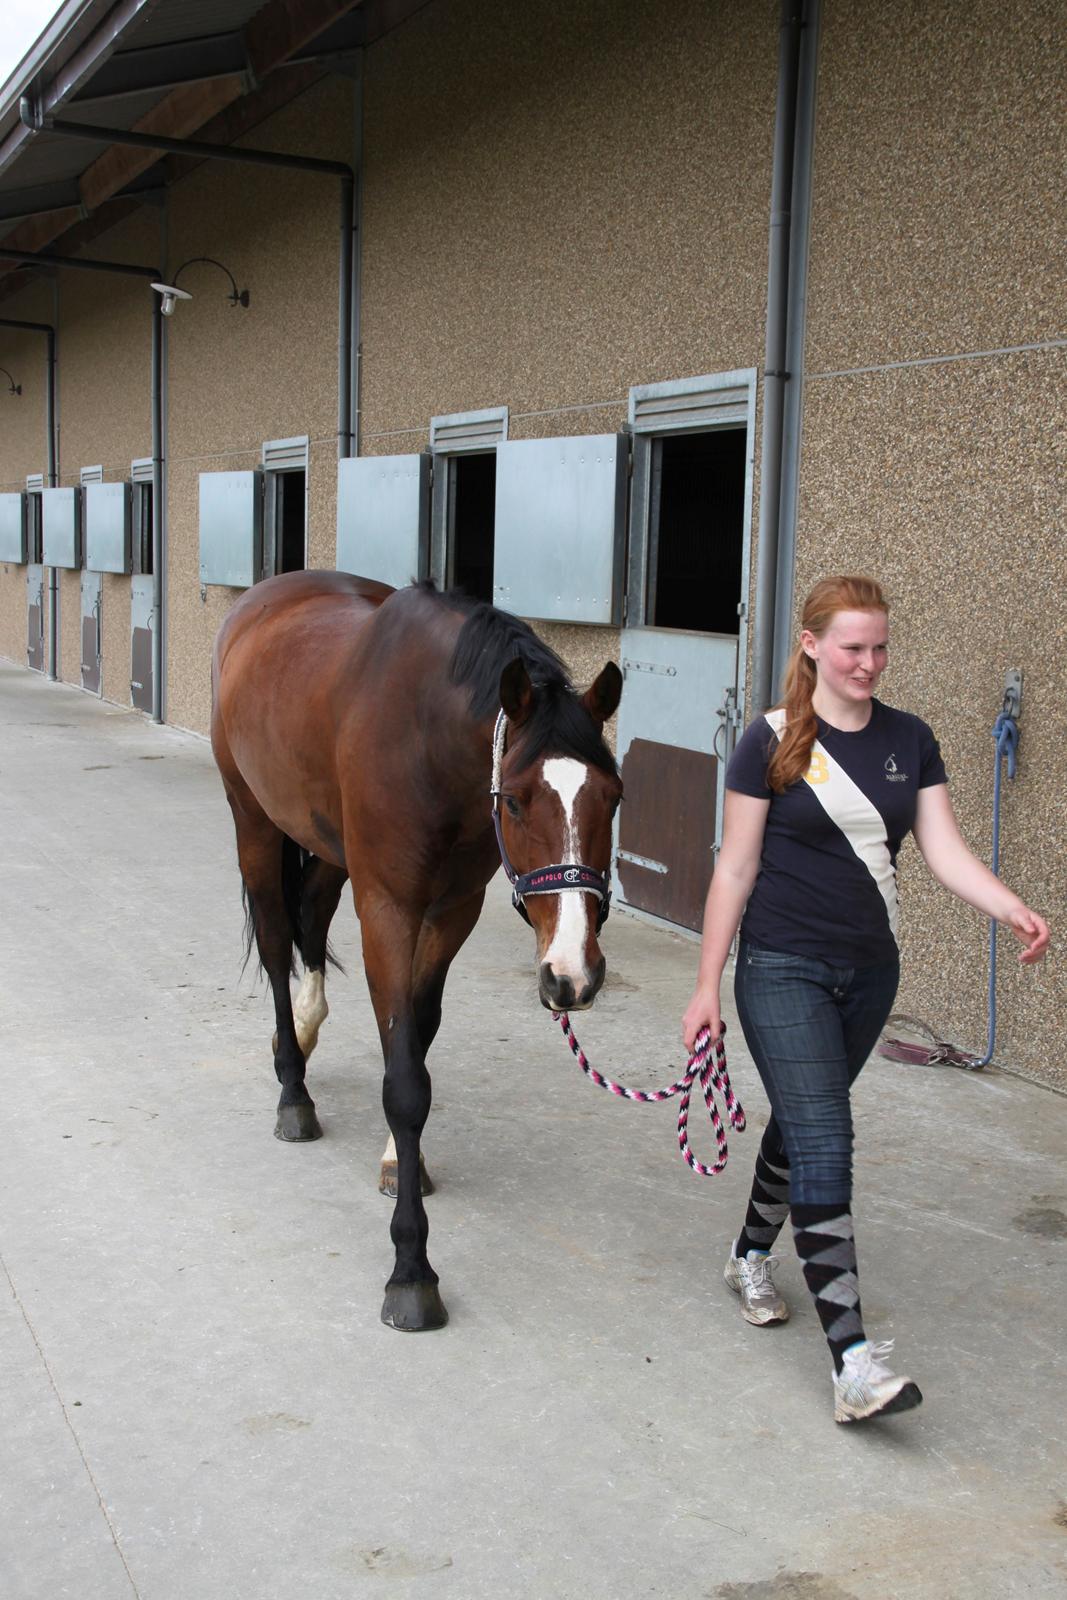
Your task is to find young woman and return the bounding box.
[682,575,1049,1424]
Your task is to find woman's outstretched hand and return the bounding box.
[682,987,722,1056]
[1006,905,1050,964]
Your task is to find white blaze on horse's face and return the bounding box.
[535,756,606,1011]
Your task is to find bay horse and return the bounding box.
[211,570,622,1331]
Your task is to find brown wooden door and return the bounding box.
[616,739,718,929]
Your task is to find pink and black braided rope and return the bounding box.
[552,1013,746,1176]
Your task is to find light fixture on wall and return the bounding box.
[1,365,21,395]
[150,257,250,317]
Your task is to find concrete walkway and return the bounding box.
[1,660,1065,1600]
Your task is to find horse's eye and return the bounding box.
[504,796,521,819]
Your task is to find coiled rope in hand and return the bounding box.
[551,1013,746,1176]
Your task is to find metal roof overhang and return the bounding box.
[0,0,424,279]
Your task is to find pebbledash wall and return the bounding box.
[793,0,1065,1089]
[0,0,1062,1085]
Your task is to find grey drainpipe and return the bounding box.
[0,314,58,676]
[1,246,164,715]
[339,173,355,458]
[10,93,362,718]
[751,0,803,715]
[347,50,364,458]
[29,106,358,460]
[771,0,820,690]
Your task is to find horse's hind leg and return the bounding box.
[229,797,322,1143]
[272,857,347,1061]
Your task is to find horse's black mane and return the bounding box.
[413,580,616,774]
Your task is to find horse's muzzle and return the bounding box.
[538,954,605,1012]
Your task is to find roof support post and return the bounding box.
[149,292,164,720]
[0,314,58,678]
[0,247,165,719]
[24,106,360,460]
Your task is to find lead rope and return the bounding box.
[551,1012,746,1176]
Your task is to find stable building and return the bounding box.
[0,0,1063,1085]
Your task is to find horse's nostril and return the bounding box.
[539,963,575,1009]
[577,957,606,1008]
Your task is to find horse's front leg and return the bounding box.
[359,900,447,1332]
[378,890,486,1199]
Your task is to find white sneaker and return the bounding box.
[833,1339,923,1423]
[724,1243,789,1325]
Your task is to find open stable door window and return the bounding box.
[262,437,309,578]
[25,474,46,675]
[447,451,495,601]
[614,370,757,931]
[429,407,507,602]
[26,482,43,564]
[646,429,747,633]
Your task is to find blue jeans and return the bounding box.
[733,940,900,1208]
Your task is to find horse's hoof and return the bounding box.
[381,1281,449,1332]
[378,1154,435,1198]
[274,1103,323,1142]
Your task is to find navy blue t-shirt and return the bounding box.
[726,698,947,966]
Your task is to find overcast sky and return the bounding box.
[1,1,65,95]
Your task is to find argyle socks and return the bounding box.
[735,1119,791,1258]
[791,1203,865,1372]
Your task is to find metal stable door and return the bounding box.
[613,629,740,931]
[81,570,103,694]
[130,574,154,714]
[26,564,45,672]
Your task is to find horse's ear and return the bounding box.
[581,661,623,726]
[499,657,534,725]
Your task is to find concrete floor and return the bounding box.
[1,659,1066,1600]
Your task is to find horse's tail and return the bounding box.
[241,835,344,977]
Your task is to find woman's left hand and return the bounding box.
[1006,905,1050,964]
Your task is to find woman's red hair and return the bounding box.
[766,575,889,793]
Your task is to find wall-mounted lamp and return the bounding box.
[150,256,250,317]
[0,365,21,395]
[151,284,192,317]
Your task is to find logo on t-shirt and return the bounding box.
[884,753,908,783]
[805,750,830,785]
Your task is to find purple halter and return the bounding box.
[490,709,612,932]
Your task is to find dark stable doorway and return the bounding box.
[650,428,745,633]
[451,452,495,602]
[278,471,306,573]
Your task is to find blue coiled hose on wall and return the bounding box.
[972,706,1020,1068]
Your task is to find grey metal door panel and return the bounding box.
[493,434,626,624]
[27,564,45,672]
[84,482,131,573]
[81,570,102,695]
[336,453,430,587]
[41,487,81,569]
[199,471,262,588]
[0,493,26,563]
[617,630,737,757]
[130,574,154,713]
[613,628,738,928]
